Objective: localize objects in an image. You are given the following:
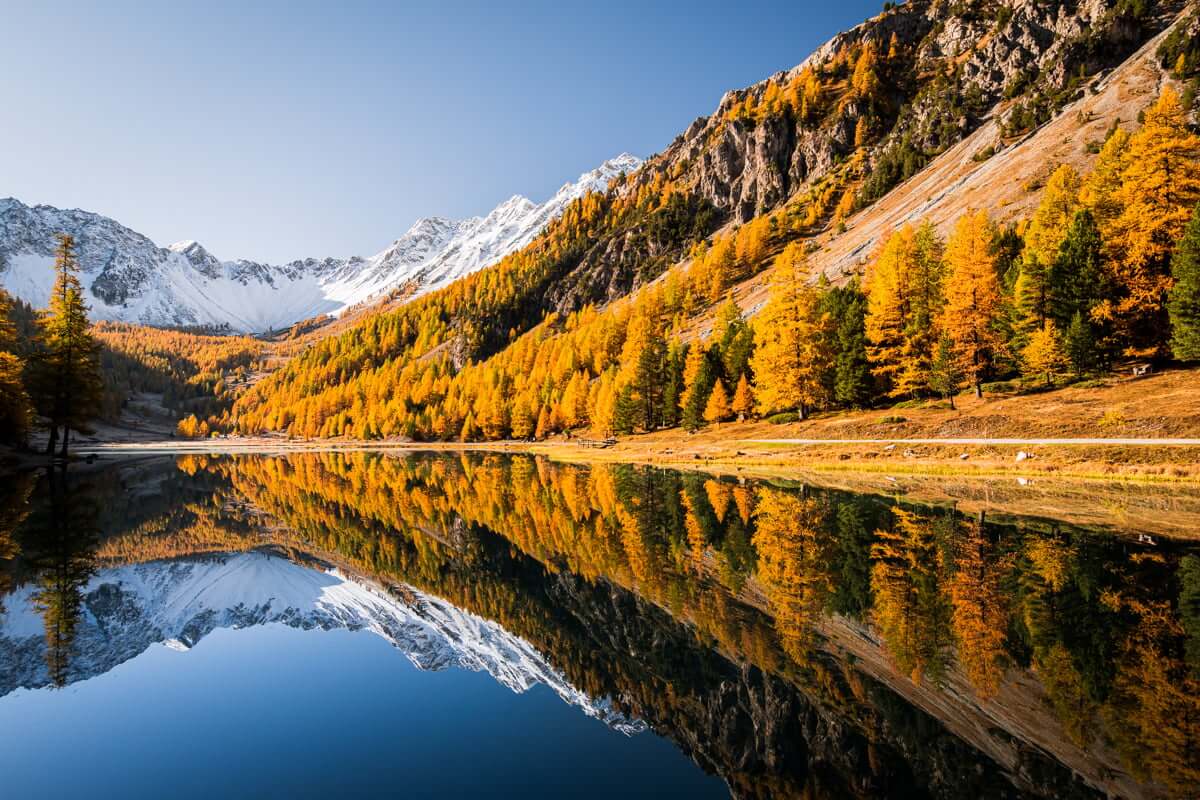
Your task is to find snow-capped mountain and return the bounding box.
[0,153,641,332]
[0,550,645,734]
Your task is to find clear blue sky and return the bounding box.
[1,0,880,263]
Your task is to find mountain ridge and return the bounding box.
[0,153,641,332]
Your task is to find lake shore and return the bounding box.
[61,433,1200,480]
[28,433,1195,540]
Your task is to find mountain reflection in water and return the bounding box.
[0,452,1198,799]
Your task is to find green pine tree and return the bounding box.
[929,333,963,409]
[661,340,686,429]
[1169,203,1200,360]
[715,296,755,383]
[1063,311,1097,376]
[821,281,873,408]
[1049,210,1107,325]
[681,348,716,432]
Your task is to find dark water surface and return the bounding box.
[0,452,1197,799]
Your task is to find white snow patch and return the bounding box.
[0,154,642,332]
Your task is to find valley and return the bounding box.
[3,0,1198,484]
[2,2,1200,796]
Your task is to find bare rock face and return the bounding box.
[534,0,1187,324]
[619,0,1186,227]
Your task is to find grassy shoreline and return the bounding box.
[50,432,1200,483]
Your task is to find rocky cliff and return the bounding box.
[629,0,1187,225]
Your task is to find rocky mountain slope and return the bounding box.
[632,0,1187,223]
[454,0,1190,318]
[0,153,640,332]
[708,4,1192,328]
[0,549,644,733]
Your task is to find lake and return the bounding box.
[1,451,1197,798]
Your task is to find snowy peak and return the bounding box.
[578,152,641,189]
[0,551,645,735]
[168,239,222,279]
[0,154,643,332]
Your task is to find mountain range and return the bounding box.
[0,153,641,332]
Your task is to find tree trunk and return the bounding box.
[59,425,70,459]
[948,392,956,411]
[798,403,808,421]
[45,425,58,456]
[974,382,982,399]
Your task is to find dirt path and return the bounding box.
[73,435,1200,456]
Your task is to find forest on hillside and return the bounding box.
[1,2,1198,450]
[220,86,1200,443]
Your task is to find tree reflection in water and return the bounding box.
[27,466,98,687]
[3,451,1198,798]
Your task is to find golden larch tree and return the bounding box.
[1108,86,1200,350]
[1022,320,1067,385]
[731,373,754,419]
[940,211,1005,397]
[703,379,731,425]
[750,243,833,419]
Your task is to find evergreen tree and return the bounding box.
[993,223,1026,295]
[1169,203,1200,360]
[821,281,872,408]
[928,333,962,409]
[1049,210,1111,367]
[1049,210,1106,322]
[661,340,686,428]
[941,212,1005,398]
[31,235,102,457]
[898,220,945,396]
[680,343,715,432]
[615,310,667,431]
[1063,312,1096,376]
[1014,165,1081,341]
[714,295,755,382]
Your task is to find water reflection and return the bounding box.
[1,452,1198,798]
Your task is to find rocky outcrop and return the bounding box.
[622,0,1188,226]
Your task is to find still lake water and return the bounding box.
[0,451,1197,799]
